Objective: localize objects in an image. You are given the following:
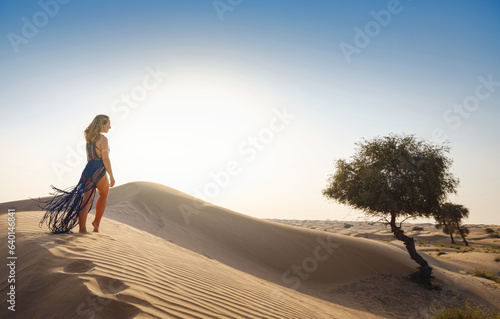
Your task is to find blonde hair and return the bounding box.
[84,114,109,143]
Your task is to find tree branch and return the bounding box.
[399,216,410,228]
[382,216,391,227]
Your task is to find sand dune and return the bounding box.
[101,182,416,285]
[2,211,360,319]
[1,181,498,318]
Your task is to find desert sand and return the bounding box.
[0,181,498,318]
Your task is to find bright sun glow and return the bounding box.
[109,68,288,197]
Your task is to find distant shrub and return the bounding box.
[481,245,500,254]
[494,257,500,262]
[412,226,424,231]
[460,246,475,253]
[343,223,353,229]
[432,242,461,250]
[484,228,500,237]
[431,300,500,319]
[436,251,446,256]
[472,268,499,283]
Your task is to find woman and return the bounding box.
[37,115,115,233]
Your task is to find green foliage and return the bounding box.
[322,134,459,286]
[322,133,458,219]
[431,300,500,319]
[412,226,424,231]
[434,202,470,244]
[435,223,450,233]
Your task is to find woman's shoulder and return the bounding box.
[97,134,108,143]
[87,135,107,144]
[96,135,109,151]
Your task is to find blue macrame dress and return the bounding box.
[36,142,107,234]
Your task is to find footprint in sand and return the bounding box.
[94,275,129,294]
[116,294,153,307]
[64,259,96,273]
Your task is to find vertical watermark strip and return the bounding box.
[6,209,17,312]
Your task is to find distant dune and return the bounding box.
[0,182,498,318]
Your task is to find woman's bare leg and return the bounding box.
[92,175,110,232]
[78,188,95,233]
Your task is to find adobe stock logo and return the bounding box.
[432,74,499,144]
[50,64,168,181]
[213,0,244,21]
[110,65,169,120]
[340,0,406,64]
[281,236,339,290]
[7,0,72,54]
[179,107,296,225]
[192,107,295,204]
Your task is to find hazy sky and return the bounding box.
[1,0,499,224]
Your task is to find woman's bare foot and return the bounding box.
[79,228,88,233]
[92,221,99,232]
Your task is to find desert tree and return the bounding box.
[434,206,457,245]
[434,219,457,244]
[322,133,459,286]
[434,203,469,246]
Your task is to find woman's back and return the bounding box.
[87,135,108,160]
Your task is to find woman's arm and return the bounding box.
[100,136,115,187]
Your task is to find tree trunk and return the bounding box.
[390,213,432,286]
[444,221,455,244]
[461,232,469,246]
[455,221,469,246]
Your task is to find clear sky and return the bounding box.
[1,0,499,224]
